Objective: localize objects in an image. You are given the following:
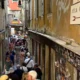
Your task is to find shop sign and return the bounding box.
[70,2,80,24]
[73,0,80,4]
[11,21,19,24]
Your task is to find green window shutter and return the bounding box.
[13,0,18,1]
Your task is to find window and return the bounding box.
[0,0,1,8]
[13,0,18,1]
[47,0,52,13]
[0,0,4,9]
[39,0,44,16]
[30,0,32,20]
[34,0,38,18]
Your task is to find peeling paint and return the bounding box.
[56,0,71,23]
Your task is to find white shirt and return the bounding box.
[24,58,34,68]
[20,66,28,72]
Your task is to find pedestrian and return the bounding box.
[19,50,25,65]
[24,52,34,72]
[13,64,24,80]
[22,37,26,46]
[7,67,20,80]
[10,50,16,64]
[4,56,13,72]
[34,63,42,80]
[6,50,16,64]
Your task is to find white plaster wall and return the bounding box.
[7,7,21,19]
[12,11,20,19]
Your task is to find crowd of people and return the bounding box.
[0,34,42,80]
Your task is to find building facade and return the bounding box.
[0,0,6,75]
[26,0,80,80]
[7,0,21,24]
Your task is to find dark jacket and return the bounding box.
[8,73,20,80]
[34,68,42,80]
[13,69,24,80]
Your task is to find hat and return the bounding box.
[27,52,30,56]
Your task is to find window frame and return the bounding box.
[39,0,44,17]
[0,0,4,9]
[34,0,38,19]
[47,0,52,14]
[12,0,18,2]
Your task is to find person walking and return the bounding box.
[19,49,25,65]
[7,67,20,80]
[4,56,13,72]
[27,70,37,80]
[6,50,16,64]
[13,64,24,80]
[24,52,34,72]
[34,63,42,80]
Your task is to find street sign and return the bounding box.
[70,2,80,24]
[73,0,80,4]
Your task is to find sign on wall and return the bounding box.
[70,2,80,24]
[73,0,80,4]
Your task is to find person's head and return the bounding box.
[16,64,20,69]
[27,52,30,57]
[34,63,39,68]
[27,70,37,80]
[6,56,10,61]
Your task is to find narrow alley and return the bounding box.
[0,0,80,80]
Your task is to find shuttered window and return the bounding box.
[47,0,52,13]
[39,0,44,17]
[13,0,18,1]
[30,0,32,20]
[34,0,38,18]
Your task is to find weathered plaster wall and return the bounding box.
[31,0,80,44]
[0,9,5,30]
